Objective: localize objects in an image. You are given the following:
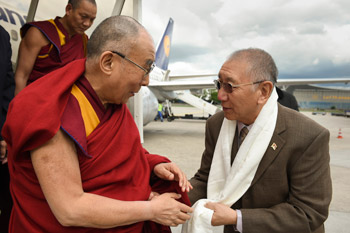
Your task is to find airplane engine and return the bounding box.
[127,87,158,126]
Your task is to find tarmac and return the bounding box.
[142,105,350,233]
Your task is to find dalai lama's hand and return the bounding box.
[149,192,193,227]
[153,162,193,192]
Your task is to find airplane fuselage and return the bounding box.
[0,3,27,63]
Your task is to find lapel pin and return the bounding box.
[271,143,277,151]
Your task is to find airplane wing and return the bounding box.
[276,77,350,86]
[149,76,350,92]
[148,78,216,91]
[169,74,217,80]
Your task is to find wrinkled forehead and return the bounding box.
[219,59,250,83]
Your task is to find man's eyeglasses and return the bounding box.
[214,79,266,93]
[111,51,155,77]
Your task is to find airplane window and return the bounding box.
[10,29,18,41]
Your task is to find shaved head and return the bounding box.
[84,15,155,106]
[68,0,96,9]
[87,15,145,60]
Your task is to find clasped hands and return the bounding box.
[148,163,237,227]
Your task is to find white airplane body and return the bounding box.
[0,2,26,63]
[1,0,350,127]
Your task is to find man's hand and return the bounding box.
[149,192,193,227]
[0,140,8,164]
[205,202,237,226]
[153,162,193,192]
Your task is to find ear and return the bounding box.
[66,3,73,15]
[99,51,115,76]
[257,81,274,104]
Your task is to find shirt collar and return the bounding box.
[237,121,253,134]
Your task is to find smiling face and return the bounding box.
[65,0,96,35]
[217,59,263,125]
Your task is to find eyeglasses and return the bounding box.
[110,51,155,77]
[214,79,266,93]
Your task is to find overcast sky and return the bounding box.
[142,0,350,80]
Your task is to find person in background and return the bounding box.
[276,86,299,111]
[155,102,164,122]
[14,0,97,95]
[184,48,331,233]
[2,15,193,233]
[0,24,15,233]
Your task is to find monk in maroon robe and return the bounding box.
[3,16,192,233]
[14,0,97,95]
[21,17,88,84]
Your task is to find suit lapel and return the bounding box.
[250,105,287,186]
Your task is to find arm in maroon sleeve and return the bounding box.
[143,148,170,171]
[143,148,191,206]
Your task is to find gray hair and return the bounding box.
[87,15,144,60]
[68,0,96,9]
[228,48,278,84]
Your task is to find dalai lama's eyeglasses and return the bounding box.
[111,51,155,77]
[214,79,266,93]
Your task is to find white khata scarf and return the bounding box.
[182,87,278,233]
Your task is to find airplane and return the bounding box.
[0,1,27,63]
[2,0,350,129]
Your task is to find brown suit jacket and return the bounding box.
[189,104,332,233]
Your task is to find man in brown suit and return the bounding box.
[187,48,332,233]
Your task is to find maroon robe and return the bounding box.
[21,17,88,84]
[2,59,189,232]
